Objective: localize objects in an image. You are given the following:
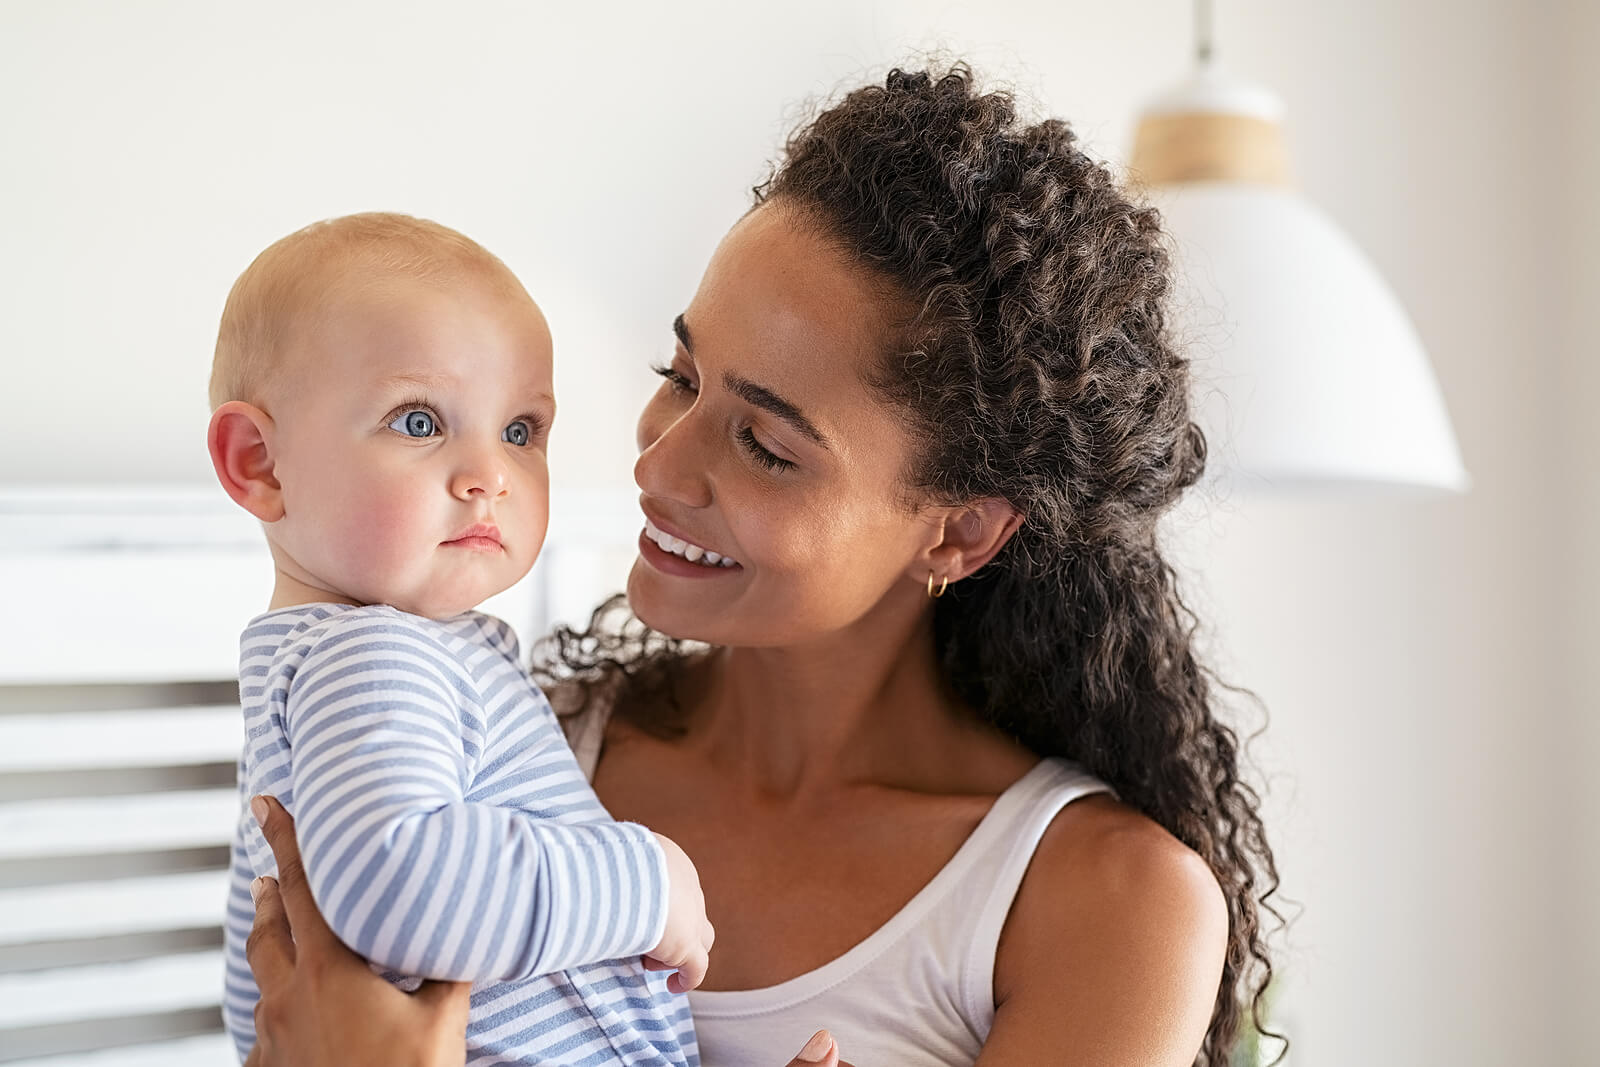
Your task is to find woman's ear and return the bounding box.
[208,401,284,522]
[920,497,1024,588]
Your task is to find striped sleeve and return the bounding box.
[281,614,670,982]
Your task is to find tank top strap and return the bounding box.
[563,698,609,781]
[956,758,1114,1036]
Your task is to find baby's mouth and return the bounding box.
[444,523,503,550]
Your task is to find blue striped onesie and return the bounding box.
[221,603,697,1066]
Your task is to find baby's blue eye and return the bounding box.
[390,410,437,438]
[503,420,530,447]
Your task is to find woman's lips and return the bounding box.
[637,529,742,577]
[642,519,739,567]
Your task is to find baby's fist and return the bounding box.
[645,833,714,993]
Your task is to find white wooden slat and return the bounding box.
[0,870,228,945]
[7,1032,234,1067]
[0,553,272,686]
[0,706,243,773]
[0,486,260,553]
[0,949,223,1030]
[0,789,237,859]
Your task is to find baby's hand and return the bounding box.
[643,833,714,993]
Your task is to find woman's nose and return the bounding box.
[635,398,712,509]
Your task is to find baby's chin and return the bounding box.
[354,581,484,621]
[382,595,487,621]
[368,568,531,621]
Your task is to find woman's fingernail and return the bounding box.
[250,796,269,828]
[250,876,267,905]
[797,1030,833,1063]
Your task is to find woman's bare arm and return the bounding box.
[978,796,1229,1066]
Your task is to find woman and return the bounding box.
[242,64,1279,1066]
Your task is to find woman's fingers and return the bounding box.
[251,795,339,953]
[785,1029,840,1066]
[243,875,295,994]
[413,978,474,1028]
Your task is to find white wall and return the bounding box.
[2,2,1587,1063]
[1558,0,1600,1046]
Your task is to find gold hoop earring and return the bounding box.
[927,570,949,599]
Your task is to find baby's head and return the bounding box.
[208,212,554,620]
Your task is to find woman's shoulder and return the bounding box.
[1030,795,1224,914]
[994,792,1228,1024]
[1026,793,1225,940]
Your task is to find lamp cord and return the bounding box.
[1195,0,1214,65]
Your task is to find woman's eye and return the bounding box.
[389,409,438,438]
[503,420,531,446]
[738,427,796,473]
[651,363,696,394]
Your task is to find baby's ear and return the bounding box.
[208,402,284,522]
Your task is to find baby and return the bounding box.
[207,213,708,1066]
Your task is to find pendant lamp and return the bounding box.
[1130,1,1469,491]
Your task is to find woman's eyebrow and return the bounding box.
[673,313,830,448]
[723,372,828,447]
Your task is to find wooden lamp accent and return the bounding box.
[1131,109,1289,187]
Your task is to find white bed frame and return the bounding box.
[0,485,639,1065]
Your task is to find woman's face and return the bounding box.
[627,204,941,648]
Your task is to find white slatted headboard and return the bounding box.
[0,485,639,1065]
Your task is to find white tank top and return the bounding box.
[567,706,1112,1066]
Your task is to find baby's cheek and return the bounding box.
[337,486,427,582]
[522,499,551,563]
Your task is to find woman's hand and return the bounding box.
[785,1029,855,1067]
[242,795,472,1067]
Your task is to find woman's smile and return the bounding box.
[642,516,741,567]
[638,520,745,579]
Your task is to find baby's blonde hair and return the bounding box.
[209,212,523,409]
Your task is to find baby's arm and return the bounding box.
[280,613,669,983]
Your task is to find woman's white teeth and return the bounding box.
[645,519,738,568]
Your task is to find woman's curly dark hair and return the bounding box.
[535,63,1281,1066]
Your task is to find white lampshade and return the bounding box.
[1133,68,1469,492]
